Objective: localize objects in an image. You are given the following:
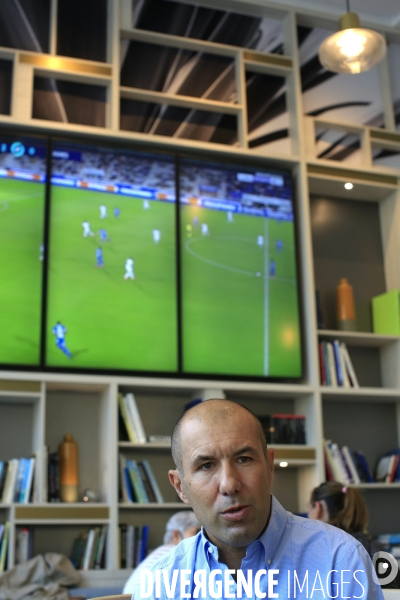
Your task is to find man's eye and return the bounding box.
[238,456,251,463]
[201,462,213,470]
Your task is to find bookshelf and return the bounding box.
[0,0,400,582]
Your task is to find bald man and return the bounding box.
[132,400,383,600]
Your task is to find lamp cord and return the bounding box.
[346,0,350,12]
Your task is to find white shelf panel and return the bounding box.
[351,483,400,490]
[14,519,110,525]
[118,442,170,449]
[320,387,400,402]
[318,330,400,348]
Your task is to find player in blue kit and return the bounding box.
[269,258,276,277]
[98,228,110,243]
[52,322,72,358]
[95,247,104,268]
[114,207,120,218]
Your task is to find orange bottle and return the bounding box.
[59,434,79,502]
[337,278,356,331]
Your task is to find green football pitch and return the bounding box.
[0,178,44,365]
[46,187,178,371]
[181,205,302,377]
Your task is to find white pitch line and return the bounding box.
[185,236,257,276]
[263,220,269,377]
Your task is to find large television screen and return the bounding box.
[46,141,178,372]
[180,158,302,378]
[0,133,47,366]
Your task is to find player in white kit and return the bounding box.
[143,200,150,210]
[99,205,108,219]
[257,235,264,246]
[201,223,209,236]
[124,257,135,280]
[227,211,234,222]
[82,221,93,238]
[152,229,161,244]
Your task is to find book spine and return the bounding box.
[0,522,10,573]
[341,343,359,388]
[82,529,95,570]
[342,446,360,484]
[138,462,157,502]
[21,458,35,504]
[125,394,147,444]
[141,459,164,503]
[127,460,149,503]
[319,342,326,386]
[333,340,344,386]
[326,343,338,387]
[13,459,25,503]
[322,342,331,386]
[118,394,136,443]
[338,344,350,387]
[140,525,149,563]
[94,524,108,569]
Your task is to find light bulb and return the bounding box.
[279,461,288,468]
[337,30,367,58]
[344,182,353,190]
[318,12,386,74]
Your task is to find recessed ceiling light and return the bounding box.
[279,461,288,468]
[344,182,353,190]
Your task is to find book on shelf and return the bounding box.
[0,457,36,504]
[47,451,61,502]
[375,449,400,483]
[0,522,10,573]
[119,455,164,504]
[119,524,149,569]
[324,439,374,484]
[258,414,306,445]
[70,525,107,570]
[118,393,147,444]
[319,341,359,388]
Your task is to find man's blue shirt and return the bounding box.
[132,496,383,599]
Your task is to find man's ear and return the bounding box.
[168,469,191,505]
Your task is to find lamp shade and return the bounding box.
[318,12,386,74]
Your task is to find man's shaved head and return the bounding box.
[171,399,267,475]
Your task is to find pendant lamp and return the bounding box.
[318,0,386,74]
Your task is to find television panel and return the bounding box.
[46,141,178,372]
[0,133,47,366]
[180,158,302,378]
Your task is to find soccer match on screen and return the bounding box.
[180,159,302,378]
[0,135,46,366]
[46,142,178,372]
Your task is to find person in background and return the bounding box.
[123,510,200,595]
[308,481,400,588]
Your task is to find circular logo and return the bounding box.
[372,551,399,586]
[10,141,25,157]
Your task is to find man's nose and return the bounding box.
[219,463,242,495]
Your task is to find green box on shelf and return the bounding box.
[371,290,400,335]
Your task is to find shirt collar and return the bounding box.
[199,495,288,566]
